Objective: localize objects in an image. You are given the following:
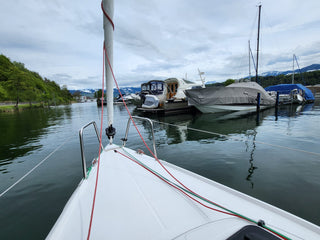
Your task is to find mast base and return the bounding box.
[106,124,116,140]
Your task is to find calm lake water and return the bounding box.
[1,101,320,239]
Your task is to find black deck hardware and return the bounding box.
[227,225,281,240]
[106,124,116,139]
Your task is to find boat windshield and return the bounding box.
[141,84,148,91]
[141,81,163,95]
[150,82,163,94]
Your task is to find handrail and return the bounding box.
[79,121,103,178]
[122,116,157,158]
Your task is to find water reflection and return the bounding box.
[0,106,72,173]
[275,103,314,119]
[1,101,319,240]
[245,130,258,189]
[132,102,318,152]
[132,104,318,190]
[146,108,275,144]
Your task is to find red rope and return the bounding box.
[100,3,224,212]
[99,3,288,240]
[115,150,238,217]
[116,150,290,240]
[86,3,114,239]
[86,44,106,240]
[103,45,230,210]
[101,1,114,30]
[103,38,288,240]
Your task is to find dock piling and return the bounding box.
[256,93,261,113]
[275,91,279,107]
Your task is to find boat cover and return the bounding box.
[265,84,315,102]
[185,82,275,106]
[142,94,159,109]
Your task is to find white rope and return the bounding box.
[0,134,73,198]
[151,120,320,157]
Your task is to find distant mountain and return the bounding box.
[116,87,141,96]
[260,64,320,77]
[69,87,141,97]
[205,80,217,85]
[70,64,320,95]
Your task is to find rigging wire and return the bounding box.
[150,119,320,157]
[248,8,259,41]
[293,54,305,84]
[0,134,73,198]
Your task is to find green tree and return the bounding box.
[4,71,27,107]
[0,84,7,100]
[73,91,81,100]
[95,89,103,99]
[224,79,235,86]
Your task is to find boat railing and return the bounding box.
[122,116,157,158]
[79,121,103,178]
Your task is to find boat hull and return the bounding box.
[47,145,320,240]
[194,104,270,114]
[138,101,196,115]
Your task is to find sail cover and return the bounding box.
[185,82,275,106]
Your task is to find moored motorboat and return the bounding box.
[138,77,201,115]
[114,93,134,104]
[96,97,106,106]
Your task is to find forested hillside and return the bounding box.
[207,70,320,88]
[259,70,320,88]
[0,54,72,105]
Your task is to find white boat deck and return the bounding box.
[47,145,320,240]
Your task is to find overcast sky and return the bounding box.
[1,0,319,89]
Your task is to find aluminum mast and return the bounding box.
[102,0,116,142]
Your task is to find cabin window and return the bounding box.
[151,84,157,91]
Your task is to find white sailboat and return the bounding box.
[46,1,320,239]
[185,5,276,115]
[185,81,275,114]
[265,55,312,105]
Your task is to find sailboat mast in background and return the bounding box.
[255,4,261,84]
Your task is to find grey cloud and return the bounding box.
[133,61,185,73]
[1,0,319,90]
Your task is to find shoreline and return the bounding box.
[0,103,44,112]
[0,102,72,112]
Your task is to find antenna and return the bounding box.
[249,40,251,81]
[198,68,206,88]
